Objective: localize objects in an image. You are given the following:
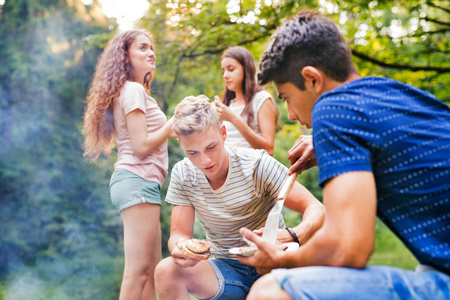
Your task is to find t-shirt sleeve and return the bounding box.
[165,162,193,206]
[254,151,288,198]
[253,90,275,113]
[313,98,374,187]
[120,83,147,115]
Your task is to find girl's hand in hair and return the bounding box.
[214,96,235,123]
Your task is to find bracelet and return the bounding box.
[285,227,300,245]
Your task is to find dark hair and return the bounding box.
[221,46,260,127]
[258,10,357,90]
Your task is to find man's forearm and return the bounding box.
[279,220,372,270]
[278,226,336,269]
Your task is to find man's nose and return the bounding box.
[288,111,297,122]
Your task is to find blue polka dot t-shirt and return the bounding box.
[312,76,450,274]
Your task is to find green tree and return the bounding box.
[1,0,447,298]
[139,0,449,205]
[331,0,449,102]
[0,0,123,298]
[140,0,449,110]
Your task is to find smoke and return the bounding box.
[3,268,48,300]
[0,5,126,299]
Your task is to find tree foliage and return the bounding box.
[142,0,449,236]
[331,0,449,101]
[0,0,447,298]
[0,0,122,298]
[141,0,449,111]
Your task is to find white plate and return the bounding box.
[229,242,299,256]
[283,242,299,251]
[228,246,257,256]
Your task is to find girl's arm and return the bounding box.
[127,110,174,159]
[215,98,277,155]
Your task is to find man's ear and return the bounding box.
[301,66,323,94]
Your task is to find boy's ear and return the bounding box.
[221,124,227,140]
[301,66,323,94]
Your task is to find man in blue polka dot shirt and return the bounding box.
[236,9,450,300]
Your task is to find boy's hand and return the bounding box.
[171,239,203,268]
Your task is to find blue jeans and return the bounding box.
[203,258,261,300]
[271,265,450,299]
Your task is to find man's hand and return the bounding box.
[287,135,317,174]
[235,228,287,274]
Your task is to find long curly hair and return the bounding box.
[221,46,260,127]
[82,29,154,161]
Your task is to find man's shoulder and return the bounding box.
[315,77,393,111]
[319,76,410,100]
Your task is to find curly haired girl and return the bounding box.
[83,29,173,300]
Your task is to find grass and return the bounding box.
[284,209,419,270]
[369,219,419,270]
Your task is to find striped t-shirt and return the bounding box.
[312,76,450,274]
[166,147,288,259]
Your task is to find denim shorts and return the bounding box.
[203,258,261,300]
[271,265,450,299]
[109,168,161,213]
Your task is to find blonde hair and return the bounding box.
[173,95,221,136]
[82,29,154,161]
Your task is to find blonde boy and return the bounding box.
[154,95,324,300]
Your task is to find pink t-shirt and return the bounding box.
[113,81,168,186]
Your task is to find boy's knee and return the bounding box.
[248,274,292,300]
[247,279,268,300]
[155,257,176,281]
